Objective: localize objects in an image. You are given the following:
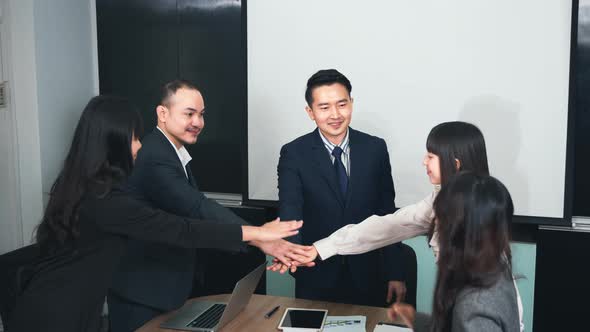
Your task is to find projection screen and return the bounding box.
[247,0,572,218]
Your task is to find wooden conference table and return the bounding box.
[139,294,396,332]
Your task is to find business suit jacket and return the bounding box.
[7,186,244,332]
[414,273,521,332]
[110,129,248,311]
[278,128,404,293]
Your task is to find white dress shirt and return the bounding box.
[156,126,192,178]
[318,128,350,176]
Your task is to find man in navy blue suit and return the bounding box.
[108,80,302,331]
[277,69,406,306]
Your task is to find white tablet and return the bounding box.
[277,307,328,331]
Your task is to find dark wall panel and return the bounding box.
[533,229,589,331]
[179,0,245,193]
[97,0,179,132]
[97,0,245,194]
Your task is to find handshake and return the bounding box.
[242,219,318,273]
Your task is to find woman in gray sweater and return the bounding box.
[390,172,520,332]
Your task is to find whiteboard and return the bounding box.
[247,0,572,218]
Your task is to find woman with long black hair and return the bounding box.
[7,96,302,332]
[390,172,520,332]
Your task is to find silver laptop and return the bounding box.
[160,262,265,331]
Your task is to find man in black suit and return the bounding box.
[277,69,406,306]
[108,80,300,331]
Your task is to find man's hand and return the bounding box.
[387,280,407,304]
[250,239,313,268]
[267,257,316,274]
[388,303,415,329]
[267,259,291,274]
[267,245,319,274]
[241,219,302,242]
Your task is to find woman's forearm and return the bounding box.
[314,191,436,260]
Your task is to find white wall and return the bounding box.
[34,0,97,204]
[0,0,96,252]
[0,0,43,250]
[0,1,22,253]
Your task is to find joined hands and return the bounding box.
[243,218,316,269]
[266,243,318,274]
[255,220,408,308]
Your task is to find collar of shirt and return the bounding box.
[318,128,350,155]
[318,128,350,176]
[156,126,192,177]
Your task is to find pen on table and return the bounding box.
[264,305,280,318]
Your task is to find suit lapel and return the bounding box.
[154,129,194,186]
[345,128,363,208]
[310,129,346,207]
[186,164,197,187]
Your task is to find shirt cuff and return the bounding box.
[313,237,339,260]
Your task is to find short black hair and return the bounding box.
[160,79,200,107]
[305,69,352,106]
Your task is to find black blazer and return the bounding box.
[278,128,404,289]
[7,188,243,332]
[109,129,248,311]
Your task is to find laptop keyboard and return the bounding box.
[186,303,227,329]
